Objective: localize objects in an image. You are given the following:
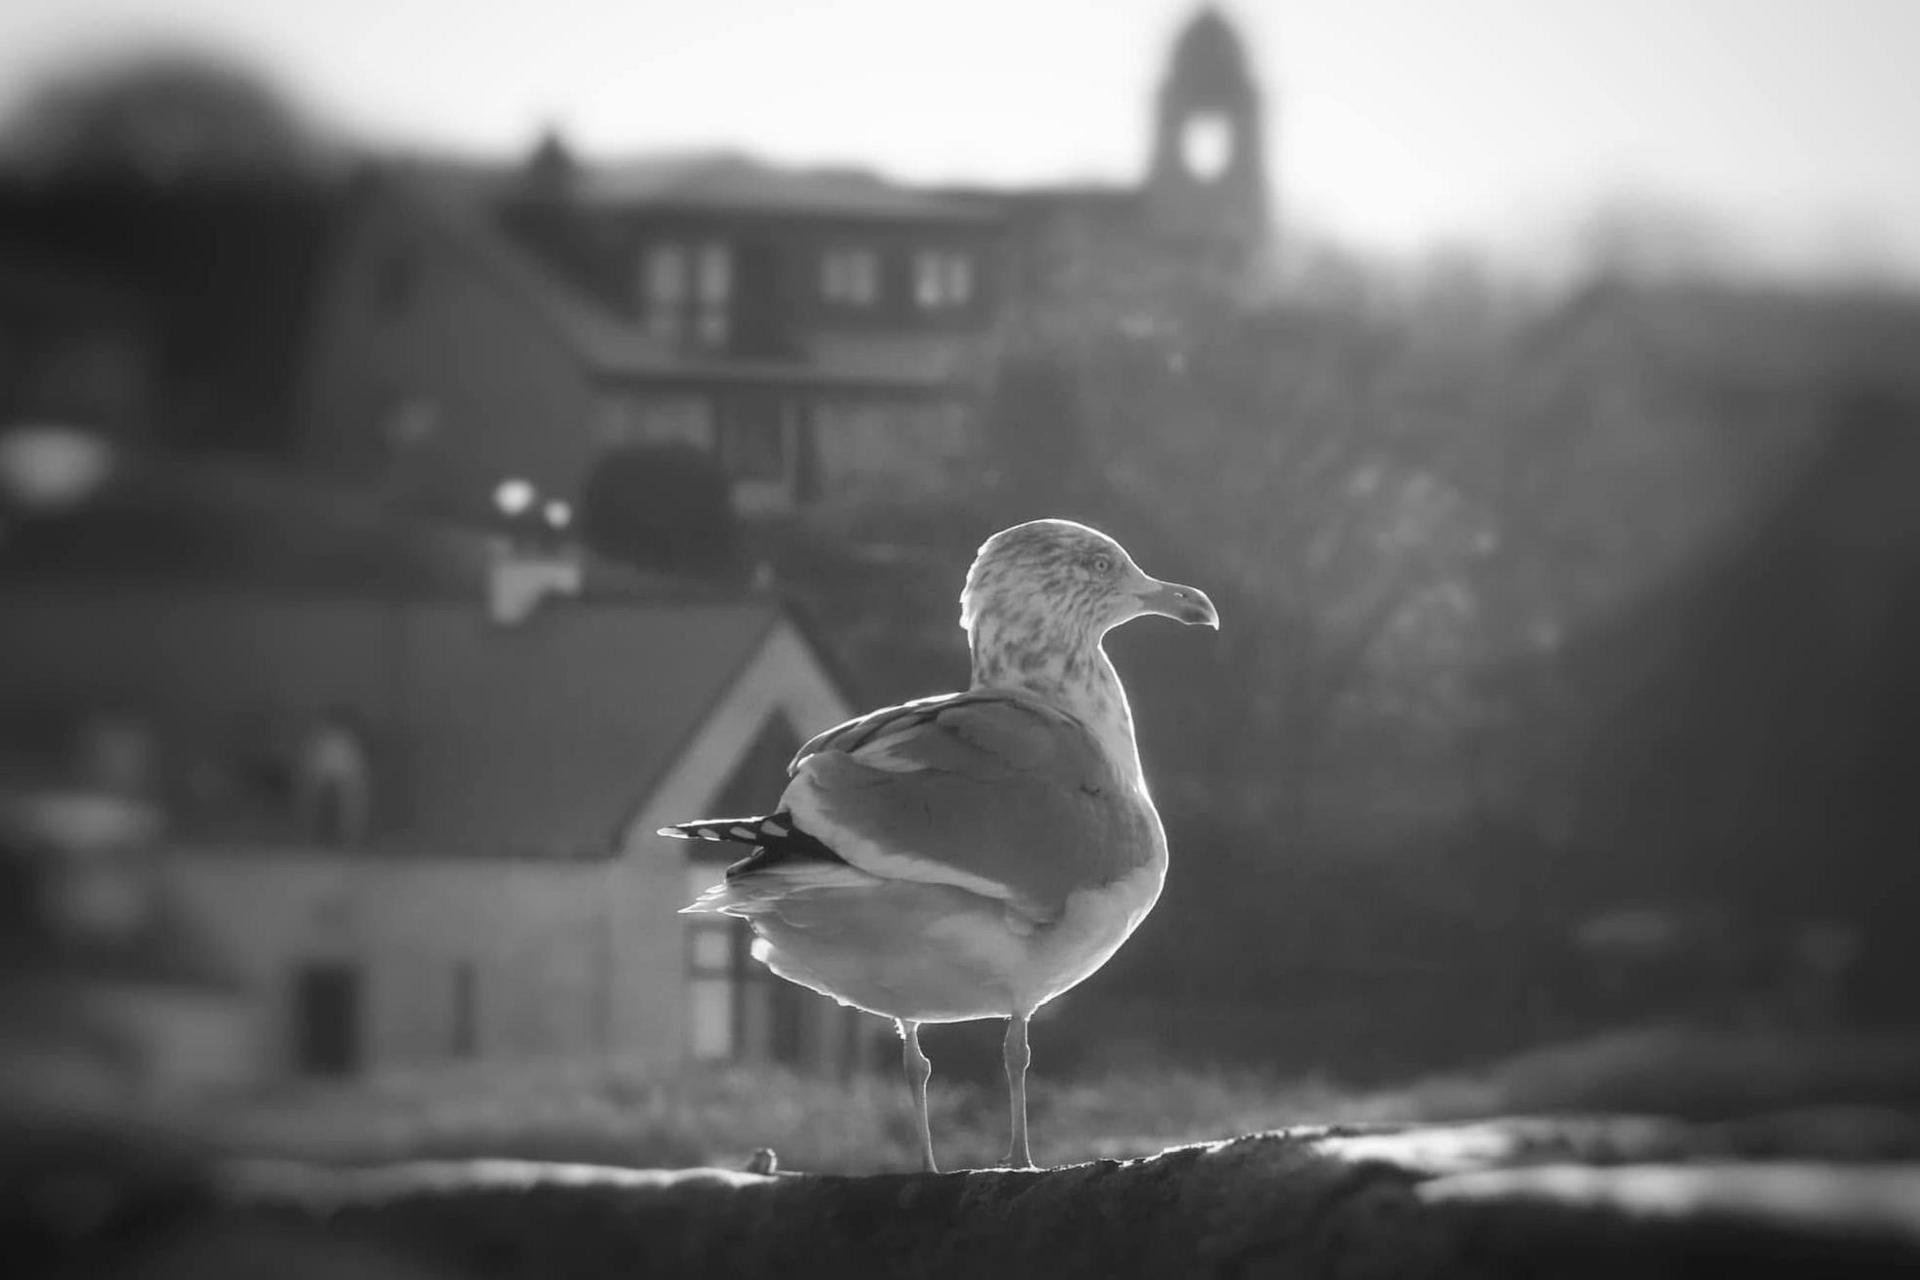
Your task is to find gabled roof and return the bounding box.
[361,158,993,390]
[570,150,1000,223]
[395,596,785,857]
[0,585,786,861]
[0,453,826,860]
[936,181,1142,231]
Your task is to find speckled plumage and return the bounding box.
[660,518,1218,1171]
[962,520,1161,786]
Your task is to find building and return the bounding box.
[0,460,881,1091]
[1141,6,1274,270]
[955,5,1280,337]
[291,7,1279,528]
[296,146,1006,523]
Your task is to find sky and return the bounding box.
[2,0,1918,279]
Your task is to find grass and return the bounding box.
[181,1022,1920,1175]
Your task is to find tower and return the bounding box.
[1141,6,1273,278]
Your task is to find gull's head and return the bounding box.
[960,518,1219,640]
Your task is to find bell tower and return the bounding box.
[1142,6,1273,277]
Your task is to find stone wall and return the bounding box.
[16,1111,1920,1279]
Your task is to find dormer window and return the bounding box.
[641,241,730,349]
[694,242,731,349]
[821,247,879,306]
[913,249,973,310]
[296,709,371,846]
[642,244,688,342]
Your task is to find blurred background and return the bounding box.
[3,0,1919,1173]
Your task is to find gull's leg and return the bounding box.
[1003,1012,1034,1169]
[899,1018,938,1174]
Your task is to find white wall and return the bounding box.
[160,846,615,1077]
[612,618,866,1064]
[153,618,866,1083]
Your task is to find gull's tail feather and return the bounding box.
[656,813,794,846]
[680,859,877,915]
[665,811,866,915]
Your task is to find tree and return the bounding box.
[0,50,344,456]
[1570,196,1749,284]
[983,352,1085,504]
[0,48,329,181]
[577,445,743,579]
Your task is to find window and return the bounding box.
[820,247,880,306]
[694,242,731,349]
[297,710,370,846]
[311,777,350,845]
[642,244,688,341]
[686,867,735,1060]
[769,980,806,1066]
[594,394,715,449]
[680,716,815,1063]
[641,241,730,349]
[292,962,362,1077]
[913,249,974,309]
[1181,112,1236,182]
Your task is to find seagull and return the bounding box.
[658,519,1217,1172]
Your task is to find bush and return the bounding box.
[577,445,743,579]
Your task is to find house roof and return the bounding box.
[369,159,992,391]
[0,454,826,860]
[0,445,756,605]
[570,150,1000,223]
[0,582,791,861]
[393,596,784,857]
[938,181,1141,224]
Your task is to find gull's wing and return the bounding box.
[787,692,972,773]
[778,691,1158,923]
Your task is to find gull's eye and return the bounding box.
[1091,555,1113,574]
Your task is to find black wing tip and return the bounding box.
[657,813,803,847]
[721,820,848,881]
[656,813,847,878]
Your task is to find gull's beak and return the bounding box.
[1134,578,1220,629]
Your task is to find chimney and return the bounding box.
[524,126,577,201]
[488,537,583,625]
